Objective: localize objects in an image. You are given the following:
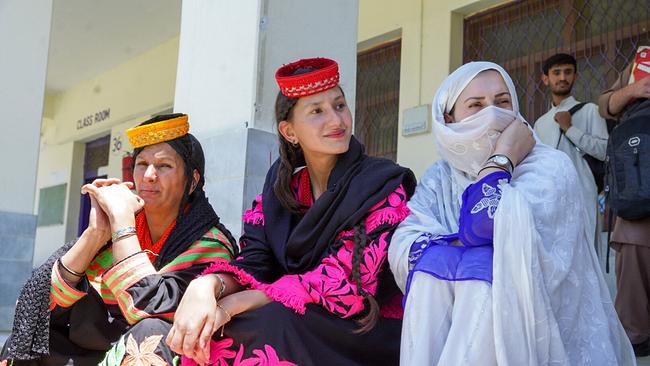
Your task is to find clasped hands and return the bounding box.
[80,178,144,243]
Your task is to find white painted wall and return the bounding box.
[54,37,179,145]
[32,118,74,265]
[358,0,510,178]
[173,0,262,137]
[107,116,148,180]
[0,0,52,214]
[253,0,359,132]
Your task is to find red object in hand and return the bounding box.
[632,46,650,83]
[122,155,134,183]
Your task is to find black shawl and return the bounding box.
[262,136,416,274]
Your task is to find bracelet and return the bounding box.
[111,250,147,268]
[112,226,137,243]
[215,302,233,337]
[215,274,227,301]
[477,165,508,177]
[58,259,85,277]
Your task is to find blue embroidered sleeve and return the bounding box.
[458,171,511,246]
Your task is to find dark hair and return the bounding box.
[273,92,304,213]
[542,53,577,75]
[272,73,378,332]
[352,223,380,333]
[132,113,200,219]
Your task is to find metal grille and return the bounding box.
[355,39,401,161]
[464,0,650,123]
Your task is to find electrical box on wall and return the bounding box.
[402,104,430,136]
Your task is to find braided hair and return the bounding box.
[352,223,380,333]
[131,113,237,247]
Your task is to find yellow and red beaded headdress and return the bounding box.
[275,57,340,98]
[126,115,190,148]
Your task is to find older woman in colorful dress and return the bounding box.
[1,114,237,365]
[167,58,416,366]
[388,62,634,365]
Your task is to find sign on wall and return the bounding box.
[37,183,67,226]
[76,108,111,130]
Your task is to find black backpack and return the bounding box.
[605,98,650,220]
[604,98,650,273]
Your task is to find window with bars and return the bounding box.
[355,39,401,161]
[463,0,650,123]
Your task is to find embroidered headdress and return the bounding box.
[126,114,190,148]
[275,57,340,97]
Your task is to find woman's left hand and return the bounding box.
[493,119,535,167]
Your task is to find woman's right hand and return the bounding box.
[167,274,224,364]
[81,180,143,230]
[493,119,535,167]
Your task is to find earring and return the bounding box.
[291,139,299,148]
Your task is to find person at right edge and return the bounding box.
[598,45,650,357]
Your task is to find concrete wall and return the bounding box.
[53,37,179,144]
[254,0,358,132]
[0,0,52,330]
[32,116,74,265]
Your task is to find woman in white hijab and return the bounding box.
[388,62,634,365]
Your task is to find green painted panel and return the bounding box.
[37,183,67,226]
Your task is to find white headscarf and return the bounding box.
[431,61,527,183]
[389,62,634,365]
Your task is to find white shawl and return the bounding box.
[389,62,634,365]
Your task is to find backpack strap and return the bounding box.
[605,206,614,273]
[555,102,588,149]
[568,102,588,115]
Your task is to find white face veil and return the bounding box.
[431,62,527,181]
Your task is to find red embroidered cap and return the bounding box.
[275,57,340,98]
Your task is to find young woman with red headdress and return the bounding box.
[167,58,416,365]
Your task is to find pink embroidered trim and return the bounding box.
[242,194,264,225]
[257,281,308,315]
[379,294,404,319]
[200,261,261,288]
[365,185,411,233]
[200,262,312,315]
